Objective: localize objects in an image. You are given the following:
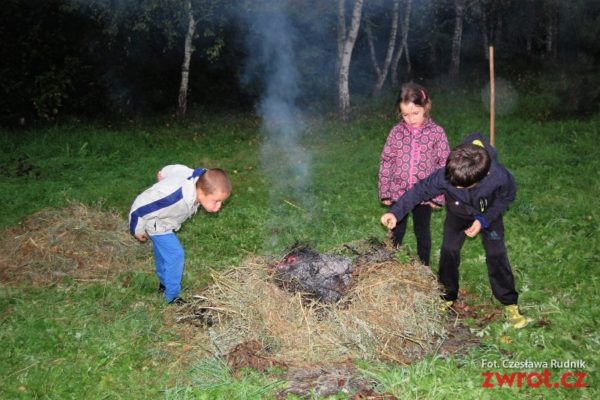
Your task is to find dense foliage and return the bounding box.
[1,0,599,126]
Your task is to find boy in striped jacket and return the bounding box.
[129,165,231,304]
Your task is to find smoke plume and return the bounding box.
[239,2,313,249]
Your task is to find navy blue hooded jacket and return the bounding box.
[388,133,516,229]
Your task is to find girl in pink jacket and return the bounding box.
[378,82,450,266]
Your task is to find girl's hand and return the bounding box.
[134,233,149,242]
[157,171,163,181]
[464,220,482,238]
[382,199,392,206]
[381,213,398,230]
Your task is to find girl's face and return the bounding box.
[399,101,428,128]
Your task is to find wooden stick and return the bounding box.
[489,46,495,147]
[283,199,306,212]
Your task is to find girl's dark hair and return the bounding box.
[445,144,491,187]
[196,168,231,194]
[396,82,430,109]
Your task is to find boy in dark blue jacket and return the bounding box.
[381,133,531,328]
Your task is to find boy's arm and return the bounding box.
[128,184,188,237]
[388,169,445,221]
[475,168,516,228]
[129,202,149,238]
[158,164,193,181]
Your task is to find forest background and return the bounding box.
[1,0,598,126]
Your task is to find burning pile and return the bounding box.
[271,244,355,303]
[176,240,447,366]
[0,202,149,286]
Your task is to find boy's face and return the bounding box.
[196,189,230,213]
[400,101,428,128]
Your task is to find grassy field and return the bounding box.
[1,87,599,399]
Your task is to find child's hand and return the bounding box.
[464,220,481,238]
[424,201,442,209]
[381,213,397,230]
[157,171,163,181]
[134,233,149,242]
[381,199,392,206]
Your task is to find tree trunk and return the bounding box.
[336,0,346,77]
[371,0,400,97]
[177,0,196,118]
[391,0,412,87]
[365,21,382,78]
[449,0,465,79]
[337,0,364,121]
[427,1,438,68]
[545,2,558,59]
[495,11,503,49]
[476,0,489,60]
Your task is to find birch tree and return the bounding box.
[177,0,226,117]
[543,0,559,59]
[390,0,412,88]
[471,0,490,59]
[337,0,364,121]
[177,0,197,118]
[365,0,400,97]
[449,0,465,78]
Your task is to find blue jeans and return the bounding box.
[151,233,184,302]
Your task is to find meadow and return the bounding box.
[0,86,598,399]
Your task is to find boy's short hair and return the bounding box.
[196,168,232,194]
[445,143,490,187]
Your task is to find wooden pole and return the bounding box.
[489,46,495,147]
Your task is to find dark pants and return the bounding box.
[438,211,518,305]
[392,203,432,266]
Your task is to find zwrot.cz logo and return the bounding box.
[481,359,588,389]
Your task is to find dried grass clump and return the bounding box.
[0,202,149,286]
[177,253,447,366]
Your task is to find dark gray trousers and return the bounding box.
[438,212,518,305]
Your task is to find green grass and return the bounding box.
[1,89,599,399]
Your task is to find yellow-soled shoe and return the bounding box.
[439,300,454,312]
[504,305,532,329]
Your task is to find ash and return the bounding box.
[272,244,355,303]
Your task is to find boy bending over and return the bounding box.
[381,133,530,328]
[129,165,231,304]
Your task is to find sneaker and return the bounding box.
[439,300,455,312]
[504,305,531,329]
[169,297,187,305]
[158,283,165,293]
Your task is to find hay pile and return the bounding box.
[177,244,447,366]
[0,202,149,286]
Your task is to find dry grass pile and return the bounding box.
[0,202,149,286]
[177,246,447,366]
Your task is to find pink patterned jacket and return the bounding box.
[378,118,450,205]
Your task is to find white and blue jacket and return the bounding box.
[129,164,206,237]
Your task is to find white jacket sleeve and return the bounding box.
[159,164,193,180]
